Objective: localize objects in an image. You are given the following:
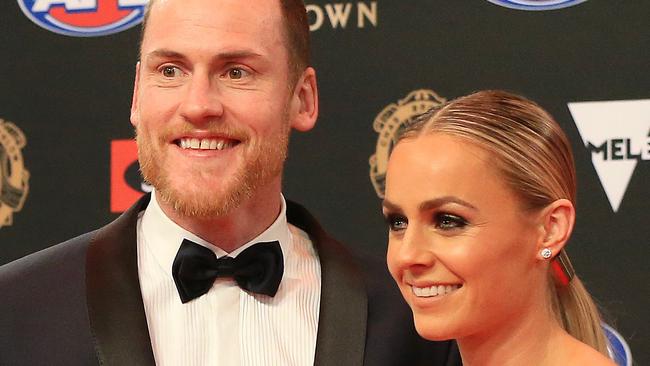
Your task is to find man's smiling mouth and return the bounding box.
[175,137,239,151]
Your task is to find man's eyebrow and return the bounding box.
[144,49,186,60]
[214,50,264,60]
[144,49,263,62]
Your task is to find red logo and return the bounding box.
[110,139,146,213]
[18,0,149,37]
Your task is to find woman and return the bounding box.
[383,90,615,365]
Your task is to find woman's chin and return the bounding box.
[413,321,454,342]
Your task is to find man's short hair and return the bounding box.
[140,0,311,83]
[279,0,311,81]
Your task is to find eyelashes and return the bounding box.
[384,213,408,232]
[383,212,469,232]
[153,64,253,82]
[436,213,469,230]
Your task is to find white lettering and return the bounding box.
[118,0,149,6]
[358,2,377,28]
[325,3,353,28]
[306,4,325,31]
[307,2,379,31]
[32,0,96,12]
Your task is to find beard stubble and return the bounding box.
[136,112,290,218]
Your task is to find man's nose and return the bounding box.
[179,73,224,124]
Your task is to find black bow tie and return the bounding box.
[172,239,284,303]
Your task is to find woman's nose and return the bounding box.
[389,226,437,271]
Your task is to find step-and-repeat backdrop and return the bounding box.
[1,1,647,364]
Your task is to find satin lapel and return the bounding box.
[286,201,368,366]
[86,194,156,366]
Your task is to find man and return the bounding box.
[0,0,460,365]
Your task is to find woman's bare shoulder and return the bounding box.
[565,337,617,366]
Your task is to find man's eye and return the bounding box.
[161,66,182,78]
[384,214,408,232]
[227,68,249,80]
[435,213,468,230]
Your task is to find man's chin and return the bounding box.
[156,184,250,219]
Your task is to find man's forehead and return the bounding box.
[142,0,284,48]
[147,0,283,27]
[140,0,287,59]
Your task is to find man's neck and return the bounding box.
[156,182,283,253]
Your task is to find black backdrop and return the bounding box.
[1,1,647,364]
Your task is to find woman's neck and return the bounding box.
[457,305,568,366]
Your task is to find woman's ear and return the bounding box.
[536,199,575,260]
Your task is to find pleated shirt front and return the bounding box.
[137,193,321,366]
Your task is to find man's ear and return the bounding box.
[536,199,575,260]
[289,67,318,132]
[130,62,141,127]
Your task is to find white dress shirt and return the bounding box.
[137,192,321,366]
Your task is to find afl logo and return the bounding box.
[0,119,29,229]
[369,89,447,198]
[487,0,588,11]
[17,0,149,37]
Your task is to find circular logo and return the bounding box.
[369,89,447,198]
[603,323,633,366]
[0,119,30,228]
[17,0,149,37]
[487,0,588,11]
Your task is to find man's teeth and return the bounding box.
[412,284,460,298]
[179,138,234,150]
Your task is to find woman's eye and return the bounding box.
[385,214,408,232]
[435,213,468,230]
[161,66,182,78]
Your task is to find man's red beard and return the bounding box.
[136,118,289,218]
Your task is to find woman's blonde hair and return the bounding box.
[397,90,609,356]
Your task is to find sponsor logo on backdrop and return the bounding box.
[487,0,588,11]
[369,89,447,198]
[110,139,150,213]
[18,0,149,37]
[603,323,633,366]
[306,1,377,31]
[0,119,30,229]
[568,99,650,212]
[19,0,376,36]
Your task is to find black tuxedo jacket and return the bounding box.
[0,195,460,366]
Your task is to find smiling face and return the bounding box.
[384,133,548,342]
[131,0,313,218]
